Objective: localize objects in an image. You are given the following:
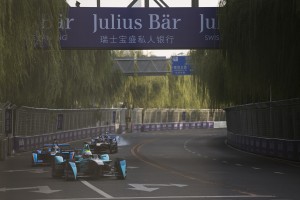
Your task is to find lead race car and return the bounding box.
[89,132,119,154]
[51,143,126,181]
[31,139,75,166]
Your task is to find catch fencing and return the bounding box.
[132,108,226,132]
[14,106,127,137]
[225,98,300,161]
[0,105,226,158]
[142,108,225,123]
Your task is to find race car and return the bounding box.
[31,140,74,166]
[51,143,126,181]
[89,132,119,154]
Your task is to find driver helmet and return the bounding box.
[82,150,92,158]
[99,135,104,142]
[52,139,59,150]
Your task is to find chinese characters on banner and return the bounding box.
[99,35,174,45]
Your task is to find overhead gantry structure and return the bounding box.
[127,0,199,7]
[93,0,200,8]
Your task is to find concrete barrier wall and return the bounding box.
[129,121,227,133]
[0,137,8,161]
[227,131,300,161]
[13,125,116,152]
[11,121,225,153]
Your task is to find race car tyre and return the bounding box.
[114,158,127,180]
[89,162,102,179]
[64,163,76,181]
[51,168,58,178]
[93,167,102,179]
[51,162,60,178]
[31,158,36,167]
[109,146,118,154]
[31,153,38,167]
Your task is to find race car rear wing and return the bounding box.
[43,143,70,147]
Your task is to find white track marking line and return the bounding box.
[252,167,261,170]
[273,171,285,175]
[81,180,113,198]
[39,194,276,199]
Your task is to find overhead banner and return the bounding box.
[58,8,219,49]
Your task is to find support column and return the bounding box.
[145,0,149,7]
[192,0,199,7]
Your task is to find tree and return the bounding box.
[191,0,300,107]
[0,0,66,106]
[0,1,123,108]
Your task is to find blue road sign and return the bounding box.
[172,56,191,75]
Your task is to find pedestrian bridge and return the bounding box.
[113,57,170,76]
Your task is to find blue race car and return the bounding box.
[51,143,126,180]
[32,140,74,166]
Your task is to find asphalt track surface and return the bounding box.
[1,128,300,200]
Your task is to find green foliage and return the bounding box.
[118,75,206,109]
[0,1,122,108]
[190,50,226,108]
[191,0,300,107]
[0,0,66,106]
[56,50,121,108]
